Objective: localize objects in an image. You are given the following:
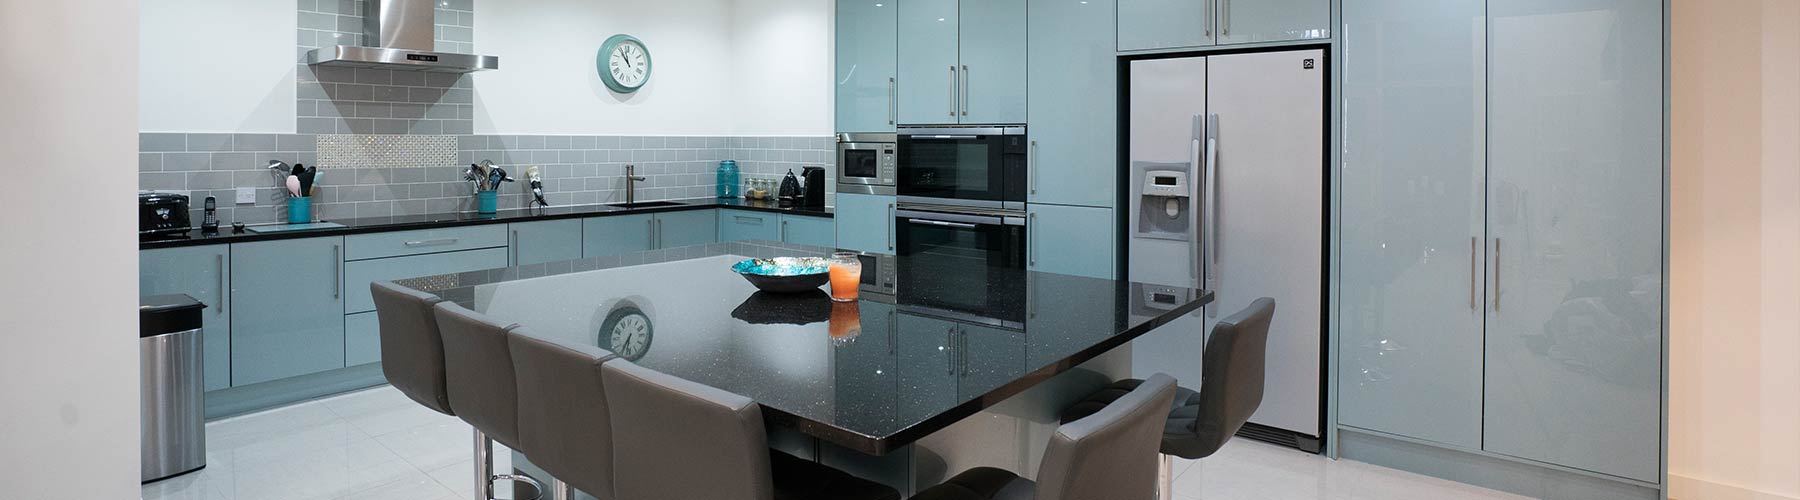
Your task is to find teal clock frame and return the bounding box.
[597,34,652,93]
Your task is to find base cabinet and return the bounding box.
[584,214,654,257]
[141,245,232,391]
[1027,204,1115,279]
[720,210,782,242]
[655,210,719,248]
[230,236,345,387]
[510,219,583,266]
[781,215,836,248]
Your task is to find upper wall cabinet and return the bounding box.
[836,0,899,133]
[898,0,1028,124]
[1117,0,1329,52]
[1029,0,1118,208]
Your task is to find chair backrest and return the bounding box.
[434,301,523,449]
[370,281,454,416]
[509,329,618,500]
[601,360,774,500]
[1182,297,1276,458]
[1034,373,1178,500]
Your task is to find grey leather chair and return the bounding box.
[600,360,901,500]
[508,328,618,500]
[911,373,1179,500]
[370,281,454,416]
[1057,298,1277,499]
[434,301,543,500]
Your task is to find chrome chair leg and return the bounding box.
[552,479,572,500]
[1157,453,1174,500]
[474,428,544,500]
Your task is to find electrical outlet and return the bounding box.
[235,187,257,204]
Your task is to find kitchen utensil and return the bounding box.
[295,165,315,197]
[286,175,302,198]
[731,257,831,293]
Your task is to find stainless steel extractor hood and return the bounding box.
[305,0,497,73]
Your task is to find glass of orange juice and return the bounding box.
[828,252,862,302]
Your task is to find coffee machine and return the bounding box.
[800,166,826,208]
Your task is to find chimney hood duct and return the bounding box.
[305,0,497,73]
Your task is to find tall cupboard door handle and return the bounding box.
[1469,237,1479,311]
[331,244,340,299]
[1028,212,1037,267]
[216,253,225,315]
[888,77,898,125]
[1029,140,1039,195]
[1223,0,1231,36]
[948,66,958,117]
[960,65,970,116]
[887,203,896,251]
[1492,238,1502,311]
[1205,0,1214,37]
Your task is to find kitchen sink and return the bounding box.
[606,201,686,209]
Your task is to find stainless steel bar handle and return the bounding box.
[1222,0,1231,36]
[1469,236,1478,311]
[657,218,664,248]
[1029,140,1039,195]
[1205,114,1220,317]
[948,66,958,117]
[781,220,789,241]
[960,65,970,116]
[735,215,765,223]
[946,325,957,375]
[216,253,225,315]
[511,230,519,266]
[1205,0,1213,37]
[887,203,897,251]
[332,244,341,299]
[1028,212,1037,267]
[1188,115,1203,282]
[404,238,459,247]
[647,219,655,247]
[1492,238,1501,311]
[908,218,979,229]
[888,77,897,125]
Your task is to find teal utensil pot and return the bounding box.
[286,197,312,224]
[476,190,499,214]
[717,160,740,198]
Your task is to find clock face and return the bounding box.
[603,307,653,361]
[599,35,652,93]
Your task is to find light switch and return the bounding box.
[235,187,257,204]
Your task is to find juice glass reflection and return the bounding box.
[829,252,861,302]
[829,301,862,344]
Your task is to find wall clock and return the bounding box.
[597,34,652,93]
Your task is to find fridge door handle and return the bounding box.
[1205,114,1220,318]
[1188,115,1203,283]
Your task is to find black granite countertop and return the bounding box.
[396,241,1213,455]
[139,198,832,250]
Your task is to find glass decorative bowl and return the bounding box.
[730,257,832,293]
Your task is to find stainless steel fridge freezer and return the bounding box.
[1125,48,1326,450]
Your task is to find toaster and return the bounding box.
[139,192,192,236]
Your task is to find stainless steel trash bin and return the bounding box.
[140,294,207,483]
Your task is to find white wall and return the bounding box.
[140,0,296,133]
[1669,1,1800,500]
[474,0,834,136]
[0,1,143,498]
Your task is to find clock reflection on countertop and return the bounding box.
[600,300,653,361]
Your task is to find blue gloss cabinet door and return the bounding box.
[1027,204,1115,279]
[1029,0,1116,208]
[141,245,232,391]
[1483,0,1663,482]
[1336,0,1487,451]
[897,314,959,424]
[781,215,836,248]
[583,214,654,257]
[510,219,583,266]
[719,210,782,242]
[958,0,1028,124]
[836,0,898,132]
[654,210,718,249]
[1117,0,1213,51]
[1216,0,1330,46]
[230,236,345,386]
[835,193,896,255]
[897,0,961,125]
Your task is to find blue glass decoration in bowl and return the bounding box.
[717,160,740,198]
[731,257,830,293]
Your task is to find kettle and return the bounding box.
[778,169,802,206]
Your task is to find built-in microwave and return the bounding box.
[836,133,897,195]
[896,126,1027,210]
[894,203,1028,325]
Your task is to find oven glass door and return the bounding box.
[895,210,1027,320]
[897,134,1013,202]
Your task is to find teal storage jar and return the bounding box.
[717,160,740,198]
[476,190,499,214]
[286,197,312,224]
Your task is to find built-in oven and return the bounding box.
[836,133,897,195]
[894,204,1028,324]
[896,126,1027,210]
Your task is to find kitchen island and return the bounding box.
[396,240,1212,495]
